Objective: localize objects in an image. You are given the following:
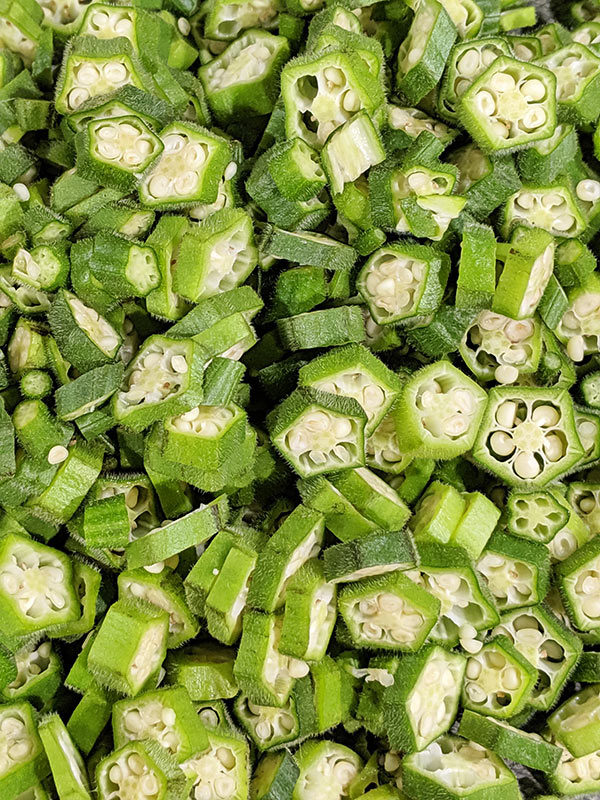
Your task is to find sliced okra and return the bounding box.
[338,571,440,651]
[298,474,384,542]
[394,361,487,458]
[456,221,496,311]
[83,493,130,550]
[476,531,550,611]
[172,208,257,302]
[19,371,52,402]
[409,480,465,546]
[2,641,61,710]
[458,710,562,772]
[66,84,175,134]
[548,684,600,757]
[383,645,466,753]
[251,751,299,800]
[492,604,583,711]
[0,271,51,318]
[165,644,238,701]
[247,503,324,613]
[503,184,586,239]
[569,481,600,535]
[118,567,199,648]
[113,686,208,762]
[357,241,449,325]
[267,387,367,478]
[88,600,169,696]
[328,468,411,531]
[517,122,579,183]
[295,655,354,734]
[88,232,161,301]
[407,549,498,648]
[52,559,102,642]
[261,228,356,273]
[556,535,600,631]
[459,56,557,152]
[280,49,385,148]
[536,42,600,124]
[180,729,249,800]
[0,700,49,798]
[163,403,247,471]
[167,285,262,344]
[203,0,281,41]
[461,635,537,719]
[545,731,600,796]
[67,683,113,756]
[55,363,123,422]
[471,386,584,486]
[8,320,48,381]
[38,714,91,800]
[111,335,206,431]
[506,489,569,543]
[384,104,458,151]
[12,245,68,293]
[493,227,555,320]
[402,735,520,800]
[12,399,72,465]
[321,111,385,195]
[199,29,290,123]
[554,273,600,362]
[233,693,299,751]
[266,139,326,203]
[547,492,591,562]
[294,740,361,800]
[0,0,42,67]
[140,121,232,208]
[276,306,365,351]
[365,404,414,474]
[460,310,542,385]
[96,739,186,800]
[205,546,256,645]
[450,491,501,559]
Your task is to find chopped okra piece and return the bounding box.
[492,604,583,710]
[165,644,238,701]
[89,232,161,301]
[476,531,550,611]
[506,489,569,543]
[206,546,256,645]
[233,693,299,751]
[163,403,247,471]
[338,571,440,651]
[266,140,327,203]
[545,731,600,795]
[328,468,411,531]
[96,739,186,800]
[471,386,584,486]
[293,741,362,800]
[409,480,466,544]
[279,558,336,661]
[569,481,600,534]
[503,184,586,239]
[321,111,385,195]
[323,531,416,584]
[461,635,537,719]
[55,362,124,422]
[2,641,62,710]
[517,122,579,184]
[38,714,91,800]
[112,686,208,762]
[447,144,521,218]
[365,405,414,474]
[554,272,600,362]
[493,227,555,320]
[251,751,299,800]
[12,245,69,293]
[556,535,600,631]
[548,684,600,757]
[0,701,49,797]
[181,729,249,800]
[537,42,600,124]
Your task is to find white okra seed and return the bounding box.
[47,445,69,465]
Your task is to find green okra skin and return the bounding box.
[38,713,92,800]
[165,644,238,701]
[0,700,50,797]
[251,751,299,800]
[277,306,366,351]
[96,738,188,800]
[323,529,416,583]
[67,683,114,756]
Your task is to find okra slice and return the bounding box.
[384,104,458,151]
[548,684,600,757]
[48,289,121,373]
[165,644,238,701]
[471,386,584,486]
[111,335,206,431]
[365,405,414,474]
[38,714,91,800]
[357,241,449,325]
[233,694,299,751]
[67,683,113,756]
[280,49,385,148]
[503,184,586,239]
[493,227,555,320]
[203,0,281,41]
[546,731,600,796]
[536,42,600,124]
[321,111,385,195]
[247,503,324,613]
[402,735,520,800]
[0,272,50,318]
[458,710,562,772]
[205,546,256,645]
[492,604,583,710]
[383,645,466,753]
[338,571,440,651]
[118,567,199,648]
[12,245,68,293]
[328,468,411,531]
[477,531,550,611]
[0,701,49,798]
[394,361,487,457]
[199,29,289,123]
[88,600,169,696]
[0,0,42,67]
[88,232,161,300]
[569,481,600,535]
[2,641,61,710]
[0,534,80,639]
[8,319,47,377]
[266,140,326,203]
[277,307,365,352]
[181,729,249,800]
[407,542,500,645]
[547,493,591,562]
[298,475,385,542]
[506,489,569,543]
[267,387,367,478]
[556,535,600,631]
[461,635,537,719]
[450,491,500,560]
[460,310,542,384]
[279,558,336,661]
[96,739,186,800]
[409,480,466,545]
[298,344,401,436]
[112,686,208,762]
[251,751,299,800]
[139,122,231,208]
[55,362,123,422]
[163,403,247,470]
[54,36,149,115]
[459,56,557,152]
[261,228,356,271]
[517,122,578,184]
[293,740,361,800]
[554,273,600,362]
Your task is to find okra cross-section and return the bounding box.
[556,536,600,631]
[503,185,585,239]
[0,701,49,798]
[548,684,600,757]
[234,694,299,751]
[180,729,249,800]
[537,42,600,124]
[338,572,440,651]
[96,739,186,800]
[472,386,584,486]
[460,56,556,152]
[555,273,600,362]
[293,741,362,800]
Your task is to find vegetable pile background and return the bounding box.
[4,0,600,797]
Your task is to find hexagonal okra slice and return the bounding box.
[48,289,121,373]
[54,36,149,115]
[181,728,249,800]
[323,530,416,584]
[556,535,600,631]
[0,534,80,639]
[546,731,600,796]
[111,335,206,431]
[357,242,449,325]
[506,489,570,543]
[384,105,458,151]
[280,49,385,148]
[493,227,556,320]
[139,122,232,208]
[77,2,138,42]
[203,0,281,41]
[569,481,600,535]
[402,735,521,800]
[96,739,186,800]
[461,635,537,719]
[2,641,61,709]
[267,387,367,478]
[536,42,600,124]
[0,701,49,798]
[112,686,208,763]
[459,56,556,152]
[554,272,600,362]
[459,310,542,384]
[293,740,362,800]
[406,543,499,647]
[503,184,586,239]
[251,751,299,800]
[472,386,584,486]
[439,38,511,122]
[383,645,466,753]
[492,604,583,711]
[458,710,562,773]
[233,693,299,751]
[298,344,402,436]
[476,531,550,612]
[163,403,247,471]
[548,684,600,758]
[393,360,487,458]
[38,714,90,800]
[12,245,69,293]
[338,571,440,651]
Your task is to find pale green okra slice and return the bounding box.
[384,104,458,151]
[548,684,600,757]
[409,480,466,545]
[365,405,414,474]
[554,272,600,362]
[546,731,600,796]
[2,640,62,710]
[537,42,600,124]
[96,739,187,800]
[328,468,411,531]
[163,403,247,471]
[0,700,49,798]
[321,111,385,195]
[323,530,416,584]
[493,227,556,320]
[12,245,69,293]
[293,740,362,800]
[165,644,238,701]
[55,362,124,422]
[506,489,569,544]
[38,714,91,800]
[233,693,299,751]
[202,0,282,41]
[568,481,600,535]
[251,751,299,800]
[556,535,600,631]
[89,232,161,300]
[503,184,586,239]
[205,546,256,645]
[181,729,249,800]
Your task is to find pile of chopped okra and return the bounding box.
[6,0,600,799]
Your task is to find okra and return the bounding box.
[38,714,91,800]
[477,531,550,611]
[165,644,238,701]
[181,729,249,800]
[96,739,186,800]
[0,700,49,797]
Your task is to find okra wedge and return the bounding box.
[293,740,362,800]
[569,481,600,535]
[2,641,62,711]
[545,730,600,796]
[502,184,586,239]
[38,714,91,800]
[384,104,458,151]
[321,111,385,196]
[233,693,299,751]
[536,42,600,124]
[12,245,69,293]
[96,739,187,800]
[0,700,49,798]
[181,728,249,800]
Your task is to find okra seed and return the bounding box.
[457,50,479,75]
[47,445,69,464]
[566,335,585,362]
[465,682,487,703]
[489,431,515,457]
[502,667,520,690]
[531,404,560,426]
[495,365,518,384]
[553,213,576,232]
[582,596,600,617]
[577,179,600,203]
